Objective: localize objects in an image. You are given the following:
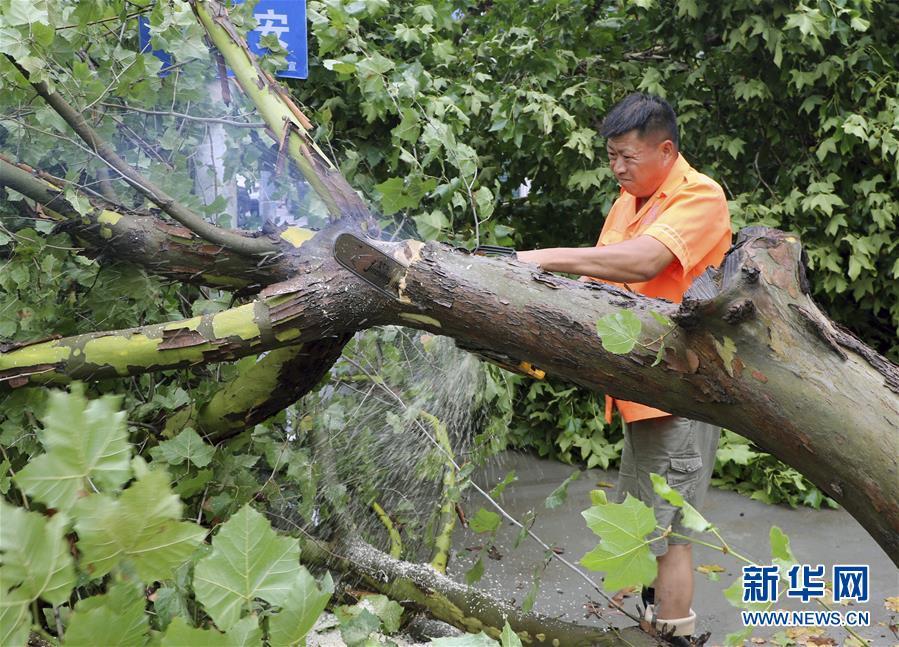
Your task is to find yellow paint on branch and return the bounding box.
[1,301,280,386]
[372,502,403,559]
[274,328,301,342]
[197,346,303,433]
[83,334,165,375]
[713,336,738,377]
[0,343,71,371]
[211,303,260,340]
[98,210,123,225]
[399,313,442,328]
[163,316,203,332]
[279,226,316,248]
[201,273,249,288]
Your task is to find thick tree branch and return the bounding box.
[299,536,655,647]
[0,155,305,289]
[5,55,278,256]
[195,338,350,443]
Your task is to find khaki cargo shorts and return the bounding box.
[615,415,720,556]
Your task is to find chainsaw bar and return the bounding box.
[472,244,516,257]
[333,232,406,300]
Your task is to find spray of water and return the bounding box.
[272,328,487,560]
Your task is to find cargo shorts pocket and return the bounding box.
[665,455,703,502]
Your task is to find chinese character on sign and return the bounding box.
[254,9,290,47]
[742,565,780,603]
[833,565,870,603]
[243,1,307,77]
[786,564,827,602]
[139,1,308,79]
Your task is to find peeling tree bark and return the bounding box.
[2,224,897,564]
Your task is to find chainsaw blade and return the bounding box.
[333,232,405,300]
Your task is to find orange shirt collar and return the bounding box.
[655,152,691,199]
[618,153,691,225]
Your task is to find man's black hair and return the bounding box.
[600,93,679,148]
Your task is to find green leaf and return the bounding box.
[842,114,869,140]
[339,608,381,647]
[161,617,230,647]
[64,189,93,216]
[465,557,484,584]
[649,473,712,532]
[595,310,642,354]
[194,503,301,631]
[363,594,403,634]
[725,137,746,159]
[716,442,759,466]
[269,570,334,646]
[14,383,131,512]
[469,508,501,533]
[375,176,437,215]
[849,15,869,31]
[226,616,265,647]
[725,627,755,646]
[391,107,421,144]
[500,621,523,647]
[651,340,666,367]
[0,500,75,606]
[474,185,495,219]
[64,582,148,647]
[3,0,49,25]
[150,427,214,468]
[153,586,191,631]
[769,526,796,572]
[74,467,206,583]
[0,589,31,647]
[649,310,674,328]
[564,127,596,160]
[723,576,770,611]
[412,209,449,240]
[544,469,580,509]
[489,471,517,498]
[521,566,541,613]
[580,494,657,591]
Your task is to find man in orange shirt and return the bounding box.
[518,93,732,644]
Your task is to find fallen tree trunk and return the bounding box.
[299,535,656,647]
[2,224,897,563]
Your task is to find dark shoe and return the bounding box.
[641,586,655,608]
[663,636,692,647]
[661,631,710,647]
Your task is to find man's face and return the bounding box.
[606,130,676,199]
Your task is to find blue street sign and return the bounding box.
[139,0,308,79]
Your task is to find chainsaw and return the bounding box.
[332,233,544,380]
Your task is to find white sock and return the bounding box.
[643,604,696,636]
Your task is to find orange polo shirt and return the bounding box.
[592,153,732,424]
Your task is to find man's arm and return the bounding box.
[516,235,675,283]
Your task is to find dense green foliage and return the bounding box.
[1,386,333,646]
